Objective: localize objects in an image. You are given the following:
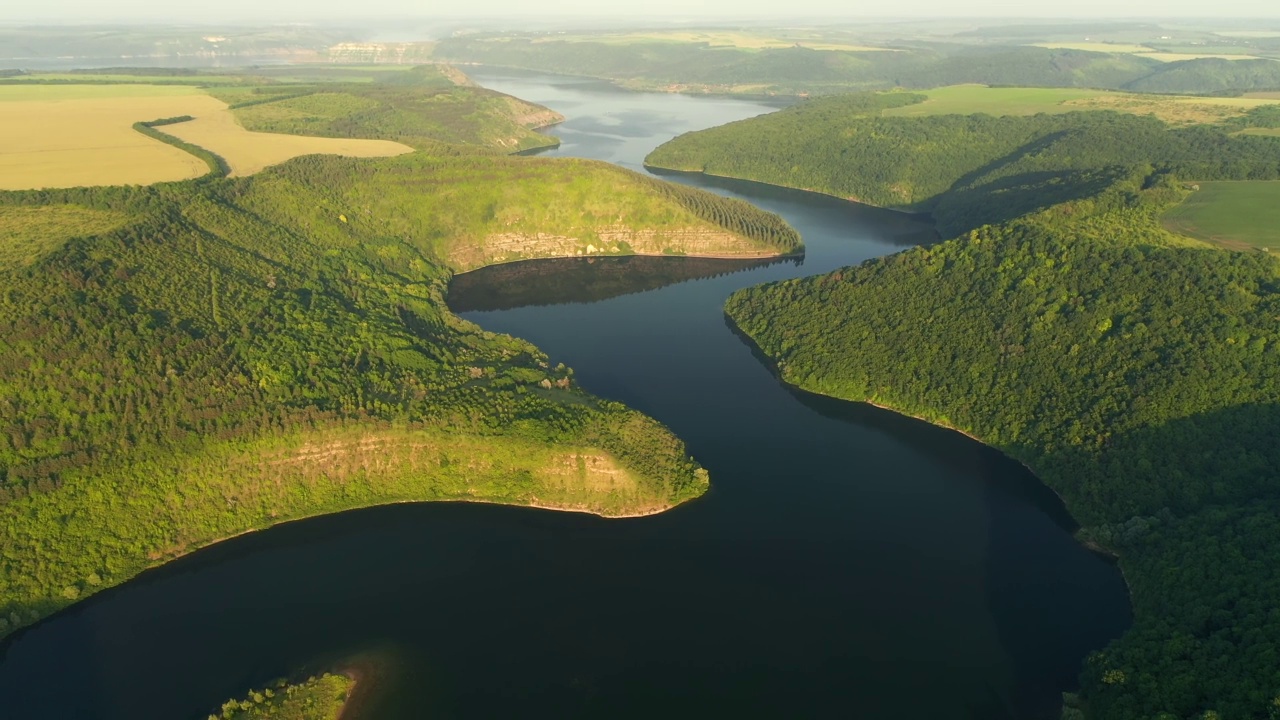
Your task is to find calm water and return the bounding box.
[0,69,1130,720]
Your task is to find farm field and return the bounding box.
[0,84,218,189]
[1030,42,1156,53]
[1162,181,1280,250]
[528,30,894,52]
[881,84,1280,124]
[1027,42,1271,62]
[160,104,412,176]
[0,83,412,189]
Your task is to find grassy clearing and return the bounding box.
[1162,181,1280,250]
[1237,127,1280,137]
[881,84,1280,124]
[882,85,1109,117]
[0,205,130,269]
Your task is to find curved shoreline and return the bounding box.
[642,164,935,221]
[450,246,802,276]
[721,309,1131,578]
[0,490,685,648]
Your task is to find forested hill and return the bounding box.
[0,150,797,641]
[646,94,1280,235]
[725,164,1280,715]
[209,64,566,153]
[434,37,1280,96]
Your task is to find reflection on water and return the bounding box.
[449,255,796,312]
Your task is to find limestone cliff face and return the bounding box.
[323,42,436,64]
[447,224,779,272]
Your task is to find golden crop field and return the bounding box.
[0,84,411,190]
[159,103,411,177]
[0,85,216,190]
[535,30,895,52]
[1031,42,1157,53]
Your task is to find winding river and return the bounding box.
[0,70,1130,719]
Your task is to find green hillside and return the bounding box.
[0,148,798,640]
[208,65,564,153]
[646,93,1280,236]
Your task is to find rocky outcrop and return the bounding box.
[447,225,780,271]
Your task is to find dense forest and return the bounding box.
[720,108,1280,716]
[0,141,799,640]
[434,37,1280,96]
[647,94,1280,235]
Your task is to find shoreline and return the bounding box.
[722,310,1132,574]
[0,492,684,645]
[450,247,802,276]
[642,164,936,221]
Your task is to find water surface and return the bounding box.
[0,68,1130,720]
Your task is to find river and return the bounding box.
[0,69,1130,719]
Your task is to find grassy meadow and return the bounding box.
[881,84,1280,124]
[1162,181,1280,250]
[0,205,130,269]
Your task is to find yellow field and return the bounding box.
[0,84,411,190]
[160,105,411,177]
[533,30,894,52]
[0,85,216,190]
[1031,42,1155,53]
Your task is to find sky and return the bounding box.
[11,0,1280,22]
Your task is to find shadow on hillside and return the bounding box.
[932,168,1122,237]
[447,254,796,312]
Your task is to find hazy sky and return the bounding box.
[11,0,1280,22]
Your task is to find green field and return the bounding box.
[1162,181,1280,250]
[880,84,1280,124]
[881,85,1110,116]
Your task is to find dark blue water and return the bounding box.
[0,69,1130,720]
